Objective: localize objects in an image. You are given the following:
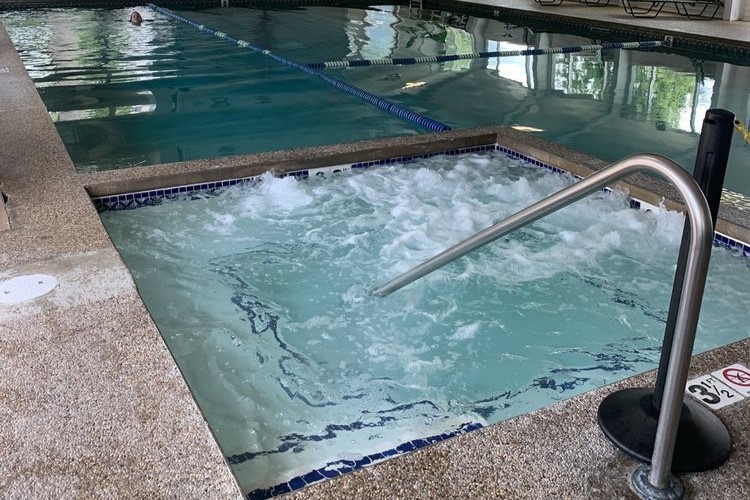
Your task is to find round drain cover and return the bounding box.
[0,274,58,304]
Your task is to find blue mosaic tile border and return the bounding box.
[92,143,750,256]
[91,170,310,212]
[93,177,255,212]
[349,144,496,169]
[91,144,497,212]
[495,145,572,177]
[245,421,484,500]
[626,198,750,258]
[714,232,750,257]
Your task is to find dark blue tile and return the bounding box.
[246,487,274,500]
[269,482,292,495]
[411,439,429,449]
[396,442,416,452]
[302,469,325,484]
[320,468,340,478]
[288,476,306,490]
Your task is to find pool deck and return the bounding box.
[470,0,750,48]
[1,1,749,500]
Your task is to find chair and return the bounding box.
[621,0,667,17]
[621,0,723,19]
[535,0,613,5]
[674,0,723,19]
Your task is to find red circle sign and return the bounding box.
[722,367,750,387]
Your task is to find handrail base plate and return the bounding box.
[597,387,730,472]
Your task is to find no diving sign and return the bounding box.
[685,363,750,410]
[713,363,750,396]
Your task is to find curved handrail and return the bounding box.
[373,153,714,492]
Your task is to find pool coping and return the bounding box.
[82,125,750,250]
[2,5,750,500]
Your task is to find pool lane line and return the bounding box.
[305,41,664,69]
[146,4,451,132]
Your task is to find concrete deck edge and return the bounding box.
[1,4,749,500]
[0,19,243,500]
[82,126,750,247]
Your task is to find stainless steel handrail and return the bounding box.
[373,153,714,495]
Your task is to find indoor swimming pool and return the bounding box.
[99,150,750,498]
[2,3,749,196]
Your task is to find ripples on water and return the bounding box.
[4,6,748,195]
[101,152,750,494]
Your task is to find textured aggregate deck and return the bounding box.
[0,1,748,500]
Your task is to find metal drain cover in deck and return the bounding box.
[0,274,57,304]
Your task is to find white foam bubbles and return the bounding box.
[239,172,313,217]
[404,356,451,375]
[486,176,532,204]
[101,149,750,498]
[649,202,685,244]
[341,284,370,305]
[411,167,444,190]
[205,210,237,234]
[449,322,480,340]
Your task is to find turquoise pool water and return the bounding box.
[0,6,423,169]
[100,152,750,497]
[2,4,749,195]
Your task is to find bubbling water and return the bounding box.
[101,151,750,495]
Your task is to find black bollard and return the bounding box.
[654,109,736,408]
[597,109,735,472]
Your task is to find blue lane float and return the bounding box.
[305,40,664,69]
[147,4,451,132]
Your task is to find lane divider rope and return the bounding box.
[305,41,664,69]
[147,4,451,132]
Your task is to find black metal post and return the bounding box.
[653,108,735,407]
[597,109,735,473]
